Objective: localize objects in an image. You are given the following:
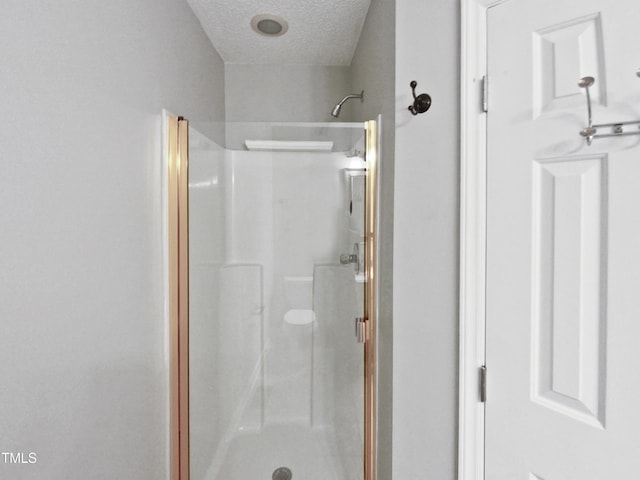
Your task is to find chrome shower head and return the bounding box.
[331,90,364,118]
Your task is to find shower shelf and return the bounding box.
[245,140,334,152]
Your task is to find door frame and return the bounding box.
[458,1,507,479]
[166,113,190,480]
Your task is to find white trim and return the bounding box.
[458,1,490,479]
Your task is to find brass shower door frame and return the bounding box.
[167,115,190,480]
[363,119,379,480]
[167,118,379,480]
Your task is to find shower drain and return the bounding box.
[272,467,292,480]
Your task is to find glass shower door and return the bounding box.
[169,118,377,480]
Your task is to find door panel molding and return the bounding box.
[530,154,608,430]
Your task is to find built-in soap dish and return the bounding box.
[284,309,315,325]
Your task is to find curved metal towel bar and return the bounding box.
[578,74,640,145]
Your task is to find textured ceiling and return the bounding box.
[186,0,371,65]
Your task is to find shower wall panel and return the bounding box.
[188,141,226,480]
[270,152,346,277]
[225,152,274,267]
[313,264,364,450]
[216,264,264,432]
[191,137,366,480]
[226,149,352,427]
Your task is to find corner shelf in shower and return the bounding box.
[245,140,334,152]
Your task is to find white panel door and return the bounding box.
[486,0,640,478]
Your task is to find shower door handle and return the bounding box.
[341,253,358,264]
[355,316,368,343]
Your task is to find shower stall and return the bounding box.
[166,115,379,480]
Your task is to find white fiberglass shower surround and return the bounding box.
[166,116,379,480]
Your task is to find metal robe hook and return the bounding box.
[408,81,432,115]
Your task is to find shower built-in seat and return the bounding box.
[283,276,315,325]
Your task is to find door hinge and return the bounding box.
[355,316,369,344]
[480,365,487,403]
[481,75,488,113]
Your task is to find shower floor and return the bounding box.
[205,425,362,480]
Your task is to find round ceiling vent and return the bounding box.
[250,14,289,37]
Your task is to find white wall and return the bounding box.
[0,1,224,478]
[393,1,460,479]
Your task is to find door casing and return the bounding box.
[458,1,506,480]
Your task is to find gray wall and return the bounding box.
[349,0,396,479]
[393,0,460,479]
[0,0,462,478]
[225,64,351,123]
[0,1,224,479]
[224,64,351,149]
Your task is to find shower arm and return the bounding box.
[337,92,364,106]
[331,90,364,117]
